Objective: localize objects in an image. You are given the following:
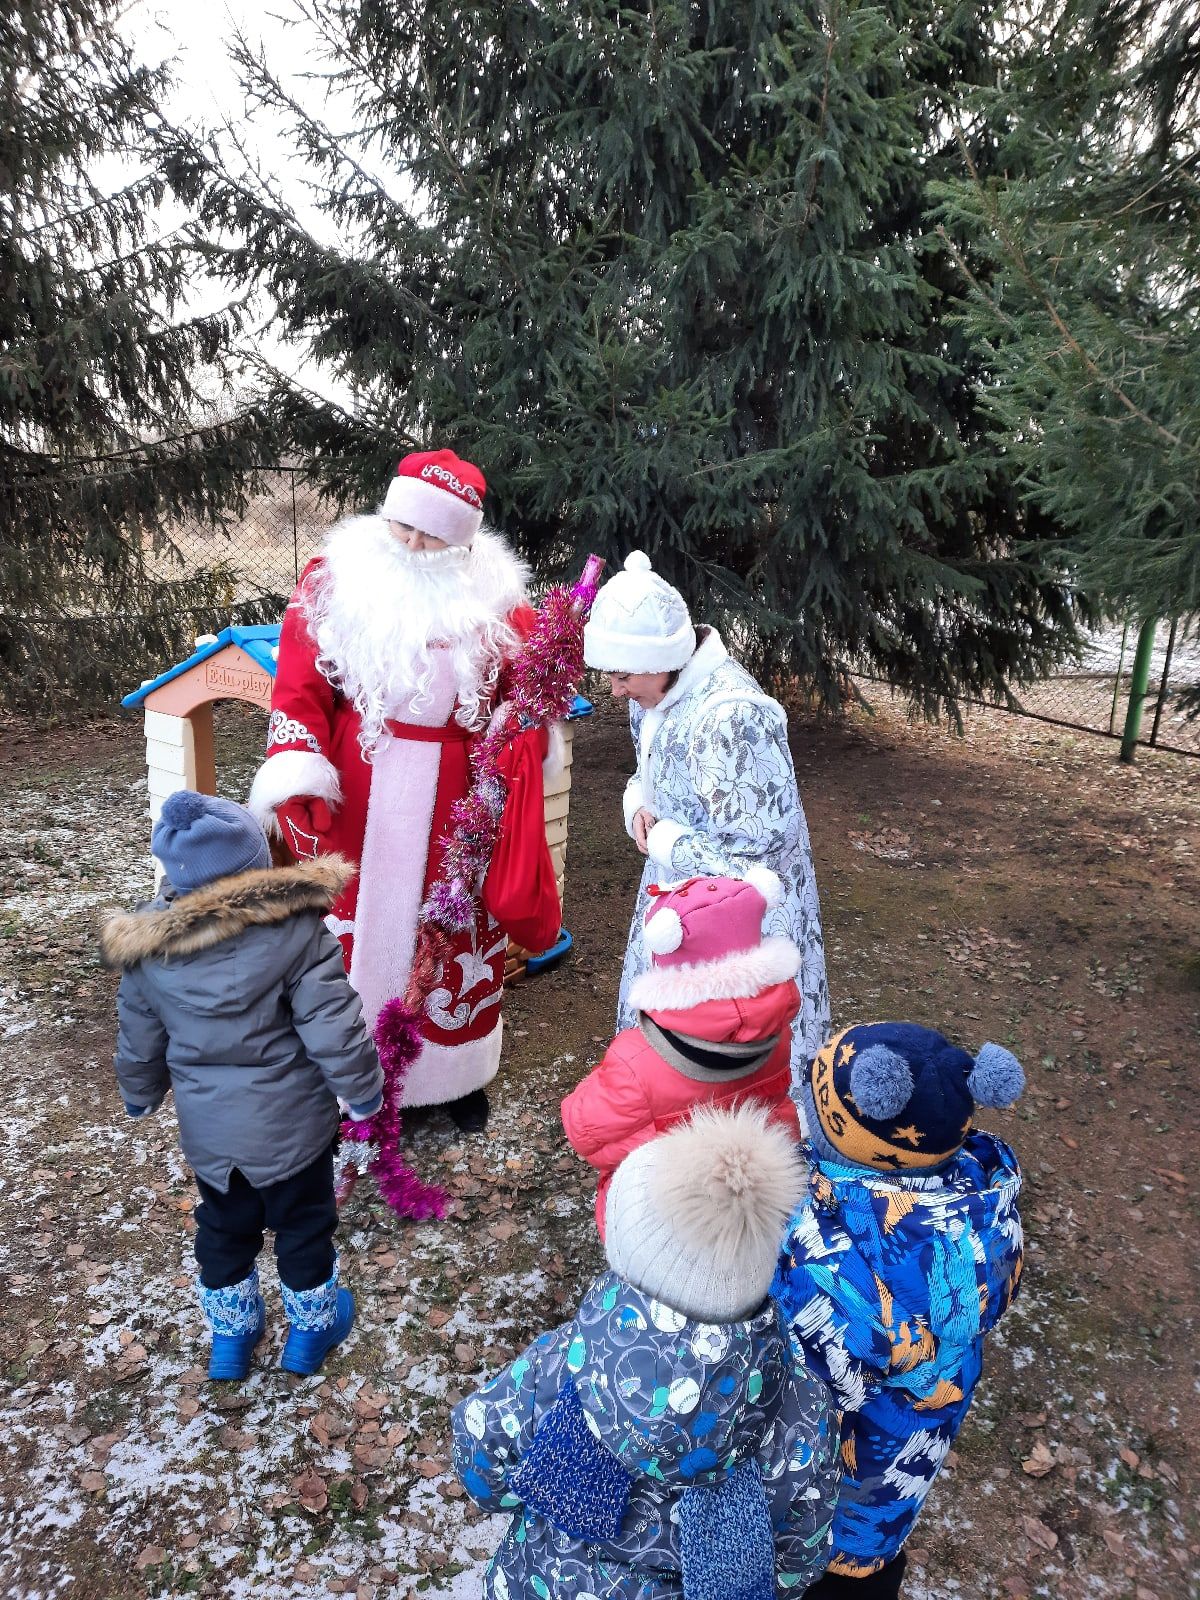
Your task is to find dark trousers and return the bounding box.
[194,1141,337,1292]
[805,1554,907,1600]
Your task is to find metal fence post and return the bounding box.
[1108,618,1130,735]
[1119,617,1157,763]
[1149,617,1178,748]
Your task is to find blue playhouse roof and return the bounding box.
[123,624,594,720]
[122,626,281,708]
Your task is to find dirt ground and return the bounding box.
[0,692,1196,1600]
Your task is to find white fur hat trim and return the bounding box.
[629,935,800,1012]
[380,473,483,546]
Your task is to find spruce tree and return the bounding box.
[174,1,1086,715]
[935,0,1200,627]
[0,2,271,715]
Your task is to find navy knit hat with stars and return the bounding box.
[802,1021,1025,1172]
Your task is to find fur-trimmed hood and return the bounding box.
[100,856,355,969]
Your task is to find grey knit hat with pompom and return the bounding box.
[151,791,271,893]
[604,1102,803,1324]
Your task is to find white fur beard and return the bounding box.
[304,515,530,753]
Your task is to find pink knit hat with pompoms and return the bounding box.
[628,868,800,1011]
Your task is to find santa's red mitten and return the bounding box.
[276,796,333,861]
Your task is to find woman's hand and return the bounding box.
[632,807,657,855]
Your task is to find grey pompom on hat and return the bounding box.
[151,790,271,893]
[604,1102,803,1324]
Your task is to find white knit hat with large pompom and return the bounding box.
[604,1102,803,1323]
[582,551,696,673]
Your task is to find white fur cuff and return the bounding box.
[247,750,342,833]
[623,775,646,838]
[646,817,688,868]
[629,936,801,1011]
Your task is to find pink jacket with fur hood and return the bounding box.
[562,897,803,1239]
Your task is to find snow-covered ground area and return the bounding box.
[0,699,1194,1599]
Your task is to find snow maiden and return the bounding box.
[582,551,830,1084]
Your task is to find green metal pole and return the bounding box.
[1119,617,1157,763]
[1108,618,1130,735]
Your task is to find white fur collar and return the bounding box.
[638,628,729,769]
[629,936,800,1012]
[658,626,729,716]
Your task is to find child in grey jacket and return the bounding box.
[101,791,383,1381]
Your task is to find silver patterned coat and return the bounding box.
[617,629,831,1081]
[452,1272,840,1599]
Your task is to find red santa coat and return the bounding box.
[248,520,548,1108]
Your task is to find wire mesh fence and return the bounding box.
[143,466,332,604]
[995,619,1200,756]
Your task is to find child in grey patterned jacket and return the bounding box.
[453,1103,841,1599]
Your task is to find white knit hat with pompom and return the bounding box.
[605,1102,803,1323]
[583,551,696,673]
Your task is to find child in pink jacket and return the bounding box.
[562,867,803,1238]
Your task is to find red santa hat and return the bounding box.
[628,868,801,1011]
[379,449,486,546]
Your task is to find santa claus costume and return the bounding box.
[248,450,549,1133]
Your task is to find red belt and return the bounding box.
[386,718,475,743]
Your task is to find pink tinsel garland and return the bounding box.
[342,555,605,1220]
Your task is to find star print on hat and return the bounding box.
[803,1021,1026,1172]
[380,448,487,546]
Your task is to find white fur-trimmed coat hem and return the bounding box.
[628,936,801,1012]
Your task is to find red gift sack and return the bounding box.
[483,726,562,954]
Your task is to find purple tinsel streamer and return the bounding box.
[342,998,448,1221]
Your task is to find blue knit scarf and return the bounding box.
[509,1377,632,1541]
[680,1461,775,1600]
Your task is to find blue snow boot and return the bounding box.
[199,1270,266,1381]
[279,1260,355,1376]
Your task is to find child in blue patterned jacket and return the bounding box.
[452,1103,842,1600]
[772,1022,1025,1600]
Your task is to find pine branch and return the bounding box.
[945,127,1184,449]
